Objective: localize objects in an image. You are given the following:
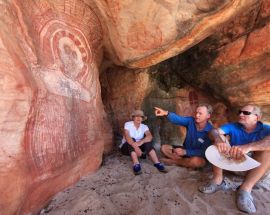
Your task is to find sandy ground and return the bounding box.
[40,152,270,215]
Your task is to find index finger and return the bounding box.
[154,107,163,115]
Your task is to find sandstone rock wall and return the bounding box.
[95,0,258,68]
[0,1,112,214]
[101,67,231,151]
[161,0,270,122]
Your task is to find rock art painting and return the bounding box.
[24,3,102,175]
[0,1,112,214]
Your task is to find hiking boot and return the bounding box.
[236,189,256,213]
[199,180,229,194]
[154,163,167,173]
[133,164,142,175]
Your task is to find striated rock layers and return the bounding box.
[96,0,258,68]
[1,0,270,214]
[0,1,112,214]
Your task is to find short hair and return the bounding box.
[251,105,262,117]
[198,103,213,115]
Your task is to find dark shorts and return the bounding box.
[120,140,154,157]
[171,145,190,158]
[171,145,207,160]
[172,145,185,149]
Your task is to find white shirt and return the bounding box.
[121,121,149,144]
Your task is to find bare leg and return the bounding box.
[161,144,206,168]
[162,156,206,168]
[148,149,159,164]
[160,158,179,165]
[212,165,224,184]
[160,144,181,160]
[241,151,270,192]
[130,151,139,165]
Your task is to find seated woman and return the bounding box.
[119,110,167,175]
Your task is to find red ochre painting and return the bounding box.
[23,3,103,175]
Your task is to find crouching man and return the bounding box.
[199,104,270,213]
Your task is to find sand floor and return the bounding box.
[40,152,270,215]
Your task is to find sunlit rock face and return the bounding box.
[95,0,258,68]
[0,1,112,214]
[207,16,270,116]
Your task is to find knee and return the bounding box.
[131,150,141,157]
[253,151,270,167]
[189,157,206,168]
[145,144,154,154]
[160,145,166,154]
[160,144,170,154]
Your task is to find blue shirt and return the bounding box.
[167,112,213,157]
[220,122,270,146]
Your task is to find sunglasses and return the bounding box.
[238,110,257,116]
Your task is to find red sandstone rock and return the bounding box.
[201,20,270,119]
[94,0,258,68]
[0,1,112,214]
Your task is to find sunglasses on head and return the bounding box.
[238,110,257,116]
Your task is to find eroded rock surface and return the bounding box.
[96,0,258,68]
[154,0,270,121]
[0,1,112,214]
[101,67,231,150]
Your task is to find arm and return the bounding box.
[154,107,190,126]
[230,135,270,159]
[124,129,137,148]
[248,135,270,151]
[143,130,153,142]
[136,130,153,146]
[154,107,168,116]
[210,128,231,154]
[173,143,211,157]
[172,146,206,157]
[212,123,245,160]
[210,128,226,144]
[124,129,142,156]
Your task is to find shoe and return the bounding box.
[154,163,167,173]
[199,180,229,194]
[133,164,142,175]
[236,189,256,213]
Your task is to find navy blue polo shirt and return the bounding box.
[167,112,213,157]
